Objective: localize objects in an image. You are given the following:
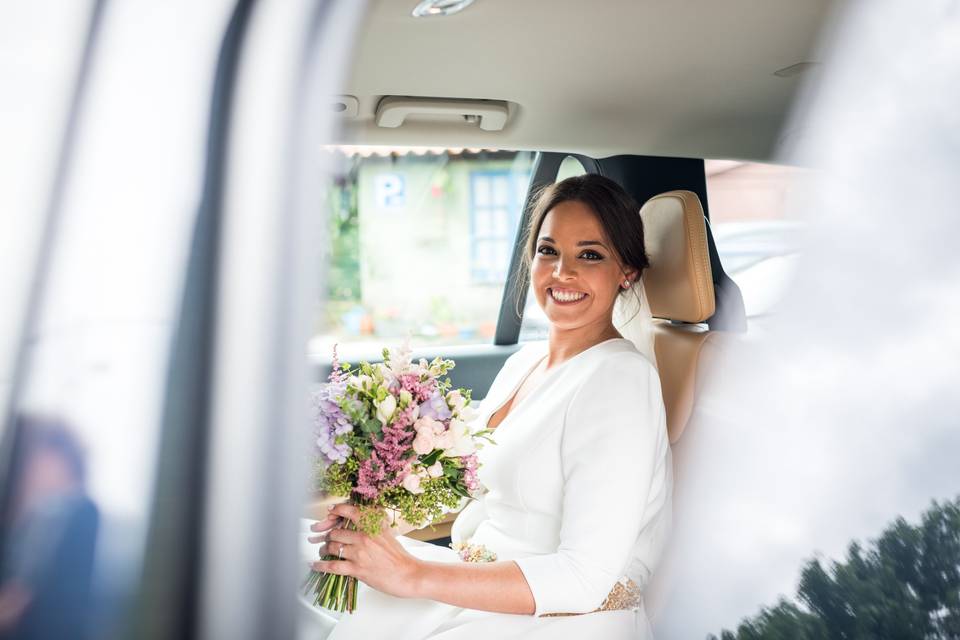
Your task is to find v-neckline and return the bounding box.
[485,352,547,432]
[485,338,629,432]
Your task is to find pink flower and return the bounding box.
[358,409,418,499]
[390,404,418,430]
[461,453,481,496]
[399,372,436,403]
[434,429,455,450]
[412,430,435,455]
[427,461,444,478]
[414,416,442,435]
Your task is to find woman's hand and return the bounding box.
[307,503,424,599]
[307,506,408,540]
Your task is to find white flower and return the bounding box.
[427,461,444,478]
[402,472,424,494]
[399,389,413,406]
[388,341,414,376]
[375,394,397,425]
[375,362,395,387]
[458,401,479,422]
[444,418,477,457]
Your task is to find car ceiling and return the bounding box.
[333,0,836,162]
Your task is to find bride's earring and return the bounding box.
[621,279,631,289]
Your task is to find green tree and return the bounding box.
[319,169,363,336]
[326,172,361,303]
[709,497,960,640]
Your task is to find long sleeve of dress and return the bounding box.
[513,351,669,616]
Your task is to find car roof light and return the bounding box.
[411,0,476,18]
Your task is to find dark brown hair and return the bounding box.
[515,174,649,316]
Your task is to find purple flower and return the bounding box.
[312,345,354,465]
[418,389,452,421]
[312,382,353,464]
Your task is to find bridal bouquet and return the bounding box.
[303,343,494,613]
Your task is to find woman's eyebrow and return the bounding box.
[538,236,606,248]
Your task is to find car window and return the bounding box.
[0,3,234,637]
[312,146,535,353]
[0,1,90,426]
[705,160,810,318]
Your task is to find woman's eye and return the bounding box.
[580,250,603,261]
[536,245,556,255]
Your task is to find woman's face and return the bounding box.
[531,200,632,333]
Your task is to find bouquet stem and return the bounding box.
[302,516,360,613]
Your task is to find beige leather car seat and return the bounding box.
[642,190,720,446]
[640,190,732,620]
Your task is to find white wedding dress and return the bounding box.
[309,337,673,640]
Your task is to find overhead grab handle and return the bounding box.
[375,97,509,131]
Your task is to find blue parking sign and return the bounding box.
[375,173,405,209]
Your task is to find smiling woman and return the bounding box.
[523,175,650,339]
[314,173,671,640]
[19,0,943,639]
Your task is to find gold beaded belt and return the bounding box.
[450,541,641,617]
[539,577,642,617]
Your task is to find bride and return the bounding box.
[307,174,673,639]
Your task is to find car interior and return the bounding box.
[302,0,835,630]
[0,1,841,638]
[308,0,831,514]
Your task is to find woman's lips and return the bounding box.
[548,287,588,305]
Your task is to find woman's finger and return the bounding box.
[309,515,340,532]
[316,540,344,557]
[311,559,353,576]
[328,503,362,523]
[326,528,364,545]
[307,533,327,544]
[323,541,352,560]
